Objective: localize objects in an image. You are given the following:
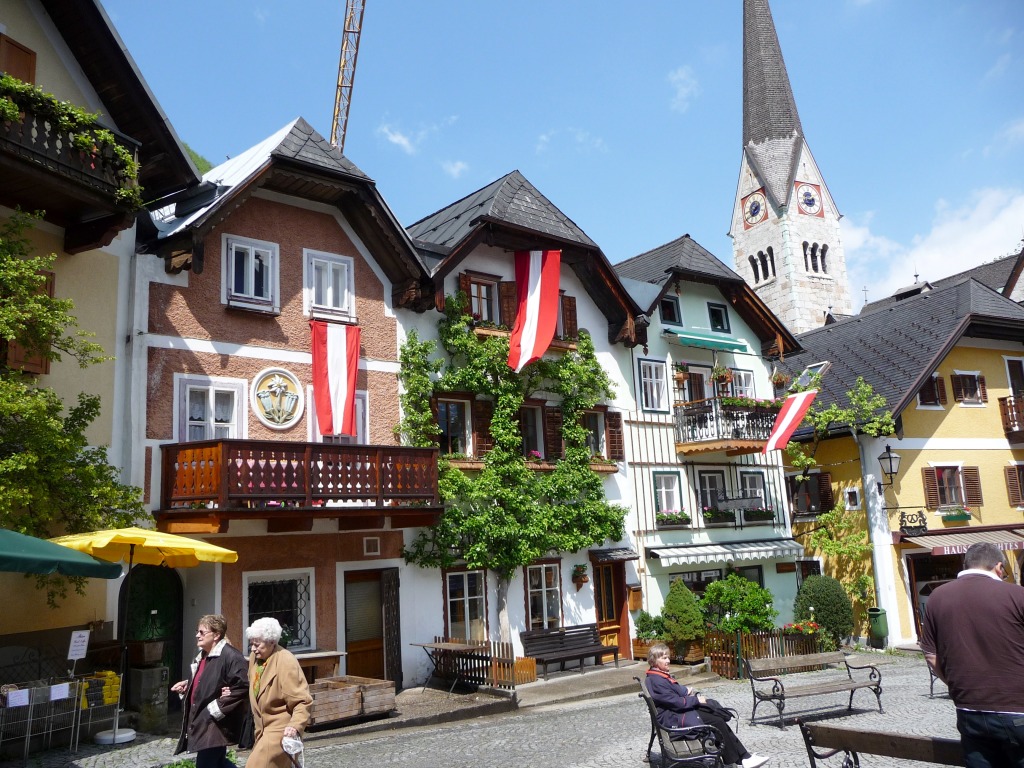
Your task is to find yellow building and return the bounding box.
[785,272,1024,646]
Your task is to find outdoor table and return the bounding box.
[411,641,489,693]
[293,650,347,683]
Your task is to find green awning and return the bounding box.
[662,329,747,352]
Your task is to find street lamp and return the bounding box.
[876,444,902,494]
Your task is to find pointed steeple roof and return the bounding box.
[742,0,804,208]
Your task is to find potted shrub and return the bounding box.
[771,371,791,391]
[571,563,590,590]
[662,578,706,663]
[701,506,735,525]
[633,609,665,660]
[655,509,691,527]
[673,363,689,385]
[742,506,776,523]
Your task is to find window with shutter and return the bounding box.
[543,407,564,461]
[1006,465,1024,507]
[498,281,517,328]
[472,400,494,458]
[605,411,625,461]
[560,295,578,340]
[918,374,944,406]
[460,271,500,323]
[962,466,983,507]
[951,373,985,404]
[787,471,832,515]
[922,467,941,509]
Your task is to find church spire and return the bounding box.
[742,0,803,209]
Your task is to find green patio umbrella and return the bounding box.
[0,528,124,578]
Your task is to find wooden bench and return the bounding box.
[744,651,883,728]
[635,675,724,767]
[798,720,965,766]
[520,623,618,680]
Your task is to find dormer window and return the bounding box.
[660,296,681,325]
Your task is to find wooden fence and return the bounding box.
[430,636,537,690]
[704,629,822,679]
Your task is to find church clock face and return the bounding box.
[795,182,823,216]
[742,189,767,229]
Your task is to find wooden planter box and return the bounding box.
[320,674,396,717]
[307,679,361,725]
[677,638,705,664]
[632,639,654,661]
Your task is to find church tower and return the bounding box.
[729,0,852,334]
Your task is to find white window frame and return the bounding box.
[437,397,472,456]
[845,487,862,510]
[708,303,730,333]
[731,369,755,398]
[654,472,683,513]
[953,369,985,407]
[639,359,670,412]
[929,461,966,508]
[222,234,279,313]
[445,569,487,642]
[174,375,247,442]
[467,275,499,324]
[243,567,316,651]
[303,249,355,320]
[526,562,562,630]
[519,405,544,458]
[307,387,368,444]
[583,411,606,458]
[698,470,727,510]
[739,470,766,503]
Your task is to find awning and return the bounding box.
[903,529,1024,556]
[590,547,640,563]
[646,538,803,566]
[662,329,747,352]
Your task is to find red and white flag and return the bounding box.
[763,390,818,453]
[310,320,360,436]
[507,249,561,372]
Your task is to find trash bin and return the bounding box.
[867,607,887,649]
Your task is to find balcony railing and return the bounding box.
[158,440,440,519]
[673,397,779,448]
[999,396,1024,442]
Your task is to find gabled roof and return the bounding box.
[42,0,199,199]
[860,248,1024,314]
[615,234,800,358]
[408,171,647,347]
[742,0,804,209]
[143,118,432,308]
[782,278,1024,422]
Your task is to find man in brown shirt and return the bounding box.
[920,542,1024,766]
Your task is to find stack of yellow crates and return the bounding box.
[80,670,119,709]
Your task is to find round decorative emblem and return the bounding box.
[250,368,304,430]
[743,191,768,226]
[796,183,822,215]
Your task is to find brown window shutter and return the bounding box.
[936,376,947,404]
[978,376,987,403]
[561,295,578,340]
[0,35,37,83]
[605,411,624,461]
[817,472,834,512]
[950,375,965,402]
[962,466,984,507]
[1005,466,1023,507]
[499,281,517,329]
[5,271,54,375]
[543,406,564,461]
[918,377,938,405]
[922,467,940,509]
[429,397,441,446]
[473,400,494,457]
[458,272,471,314]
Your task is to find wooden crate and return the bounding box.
[307,680,361,725]
[320,675,396,716]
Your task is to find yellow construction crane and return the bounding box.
[330,0,365,151]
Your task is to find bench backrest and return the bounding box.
[746,651,846,675]
[635,676,715,760]
[521,623,601,653]
[800,722,965,766]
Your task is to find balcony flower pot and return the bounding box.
[701,508,735,525]
[743,508,776,523]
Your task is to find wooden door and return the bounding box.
[592,561,627,661]
[345,570,384,679]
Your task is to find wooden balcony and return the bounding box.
[155,440,442,534]
[0,103,139,252]
[673,398,779,456]
[999,396,1024,443]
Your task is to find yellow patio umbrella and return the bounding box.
[49,526,238,744]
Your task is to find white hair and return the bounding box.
[246,616,283,644]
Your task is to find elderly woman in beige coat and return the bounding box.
[245,617,312,767]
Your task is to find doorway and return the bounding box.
[344,568,402,688]
[906,552,962,638]
[119,565,182,711]
[592,560,628,661]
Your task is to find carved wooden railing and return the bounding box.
[999,396,1024,440]
[160,440,440,511]
[673,398,779,444]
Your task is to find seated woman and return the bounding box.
[646,643,769,768]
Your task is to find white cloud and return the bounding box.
[667,66,700,114]
[254,7,269,24]
[441,160,468,179]
[534,128,606,154]
[376,116,459,156]
[845,189,1024,308]
[983,52,1012,82]
[535,131,554,154]
[377,124,416,155]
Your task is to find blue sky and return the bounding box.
[104,1,1023,309]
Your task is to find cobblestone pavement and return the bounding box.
[301,654,957,768]
[1,653,958,767]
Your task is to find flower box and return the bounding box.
[743,509,776,523]
[939,507,971,522]
[701,508,736,525]
[656,511,692,528]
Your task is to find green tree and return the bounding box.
[0,212,144,604]
[794,575,854,646]
[400,294,625,641]
[661,578,705,647]
[700,574,778,633]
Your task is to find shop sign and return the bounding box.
[934,540,1024,556]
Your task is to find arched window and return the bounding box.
[810,243,819,273]
[748,255,760,282]
[767,247,775,277]
[802,241,810,272]
[820,244,829,274]
[759,252,770,280]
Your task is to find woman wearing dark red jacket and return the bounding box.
[172,614,249,768]
[646,643,769,768]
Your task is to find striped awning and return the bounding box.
[903,529,1024,556]
[662,329,747,352]
[646,538,803,566]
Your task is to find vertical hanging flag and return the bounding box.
[507,249,561,372]
[763,389,818,453]
[310,320,361,436]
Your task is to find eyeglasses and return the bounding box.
[196,629,214,637]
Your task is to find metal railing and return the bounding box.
[673,398,779,444]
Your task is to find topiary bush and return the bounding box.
[794,574,853,646]
[634,609,665,641]
[661,578,705,645]
[700,574,778,633]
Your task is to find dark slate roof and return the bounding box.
[406,170,597,251]
[861,251,1022,314]
[614,234,743,285]
[270,117,369,179]
[782,278,1024,422]
[742,0,805,209]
